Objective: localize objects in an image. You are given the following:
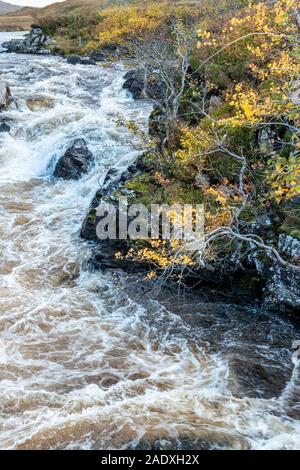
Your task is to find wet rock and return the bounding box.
[103,168,119,186]
[228,356,291,399]
[278,234,300,259]
[89,50,105,62]
[123,68,165,101]
[53,139,94,180]
[89,240,146,273]
[247,234,300,312]
[81,195,142,272]
[80,154,150,272]
[67,56,97,66]
[128,435,249,451]
[123,69,145,99]
[2,24,54,55]
[264,264,300,312]
[0,121,10,132]
[81,154,147,241]
[26,94,54,111]
[81,195,122,242]
[0,81,11,110]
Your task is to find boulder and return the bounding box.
[81,166,135,241]
[250,234,300,312]
[0,121,10,132]
[82,196,149,273]
[2,24,54,55]
[53,139,94,180]
[123,68,165,101]
[89,50,105,62]
[264,264,300,312]
[81,156,149,272]
[0,81,11,110]
[67,56,96,66]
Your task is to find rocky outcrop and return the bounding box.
[53,139,94,180]
[263,235,300,312]
[264,264,300,312]
[2,24,55,55]
[81,157,145,240]
[82,194,150,273]
[81,156,149,271]
[249,234,300,312]
[0,81,11,111]
[123,69,165,100]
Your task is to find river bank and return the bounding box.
[0,31,299,450]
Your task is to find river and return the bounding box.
[0,32,299,450]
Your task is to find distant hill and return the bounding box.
[0,1,108,31]
[0,1,21,15]
[0,2,37,31]
[0,0,248,32]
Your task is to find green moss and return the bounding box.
[290,230,300,240]
[86,208,97,223]
[125,174,153,194]
[280,225,300,240]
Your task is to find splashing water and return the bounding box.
[0,33,299,450]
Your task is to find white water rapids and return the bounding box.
[0,33,299,450]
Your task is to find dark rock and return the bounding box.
[123,68,165,101]
[127,435,249,451]
[103,168,118,186]
[81,208,99,242]
[0,122,10,132]
[67,55,82,65]
[89,50,105,62]
[81,57,97,66]
[89,239,148,273]
[67,55,96,66]
[264,264,300,312]
[123,69,146,99]
[120,170,133,183]
[53,139,94,180]
[100,156,146,197]
[278,234,300,258]
[249,235,300,312]
[81,155,149,272]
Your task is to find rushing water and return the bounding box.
[0,32,299,450]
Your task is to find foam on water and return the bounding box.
[0,33,299,450]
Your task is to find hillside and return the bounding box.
[0,0,244,32]
[0,3,36,31]
[0,1,21,15]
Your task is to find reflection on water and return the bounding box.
[0,33,299,450]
